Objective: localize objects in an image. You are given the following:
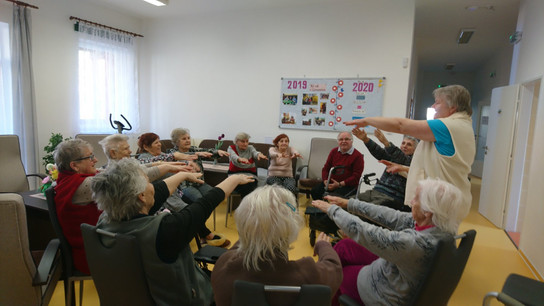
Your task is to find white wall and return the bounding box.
[511,0,544,278]
[139,0,415,176]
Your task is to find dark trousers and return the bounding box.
[311,182,355,200]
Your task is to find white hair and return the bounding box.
[99,134,128,159]
[234,185,303,271]
[417,178,469,235]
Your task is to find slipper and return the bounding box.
[206,233,230,248]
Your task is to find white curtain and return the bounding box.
[0,21,13,134]
[12,6,39,178]
[76,22,139,133]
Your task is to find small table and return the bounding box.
[19,190,56,250]
[202,161,229,186]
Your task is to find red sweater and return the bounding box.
[55,171,102,274]
[321,147,364,187]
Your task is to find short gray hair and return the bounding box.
[54,139,93,172]
[171,128,190,146]
[99,134,128,159]
[234,185,303,271]
[91,158,148,223]
[433,85,472,116]
[235,132,250,142]
[337,131,352,140]
[403,135,419,146]
[417,178,469,235]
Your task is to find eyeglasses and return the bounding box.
[73,154,95,162]
[285,201,296,212]
[337,138,352,142]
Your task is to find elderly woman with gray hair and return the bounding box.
[312,178,470,305]
[168,128,229,202]
[92,158,255,305]
[53,138,103,274]
[227,132,267,199]
[211,185,343,306]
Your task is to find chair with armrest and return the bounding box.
[339,229,477,306]
[45,187,92,306]
[232,279,332,306]
[193,233,228,271]
[296,137,338,199]
[75,134,110,169]
[482,273,544,306]
[0,134,46,192]
[0,193,62,306]
[80,223,155,306]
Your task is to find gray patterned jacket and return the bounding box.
[327,200,452,305]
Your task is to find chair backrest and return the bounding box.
[199,139,234,164]
[306,137,338,179]
[75,134,110,168]
[159,139,175,153]
[408,229,477,306]
[232,280,331,306]
[252,143,275,169]
[0,135,31,192]
[45,187,77,277]
[80,223,155,306]
[0,193,41,304]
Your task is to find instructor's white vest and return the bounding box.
[405,112,475,207]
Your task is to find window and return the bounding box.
[0,21,13,134]
[426,108,436,120]
[76,22,139,133]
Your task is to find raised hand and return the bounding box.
[374,129,390,147]
[352,127,369,142]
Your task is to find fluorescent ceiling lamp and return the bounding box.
[143,0,168,6]
[457,29,475,44]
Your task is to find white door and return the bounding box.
[478,85,519,228]
[471,104,490,177]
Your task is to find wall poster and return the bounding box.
[279,77,385,131]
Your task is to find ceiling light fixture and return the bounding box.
[143,0,168,6]
[465,5,494,11]
[457,28,475,44]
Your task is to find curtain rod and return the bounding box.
[5,0,38,9]
[69,16,143,38]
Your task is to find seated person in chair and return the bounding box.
[311,131,364,200]
[100,134,192,181]
[54,139,195,275]
[211,185,342,306]
[169,128,229,202]
[227,132,267,199]
[352,128,418,211]
[91,158,254,305]
[266,133,302,195]
[312,178,470,305]
[53,139,103,274]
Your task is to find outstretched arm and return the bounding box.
[345,117,435,142]
[215,174,255,198]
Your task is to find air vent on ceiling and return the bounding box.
[457,29,475,44]
[444,63,455,71]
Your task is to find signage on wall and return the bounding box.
[279,77,385,131]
